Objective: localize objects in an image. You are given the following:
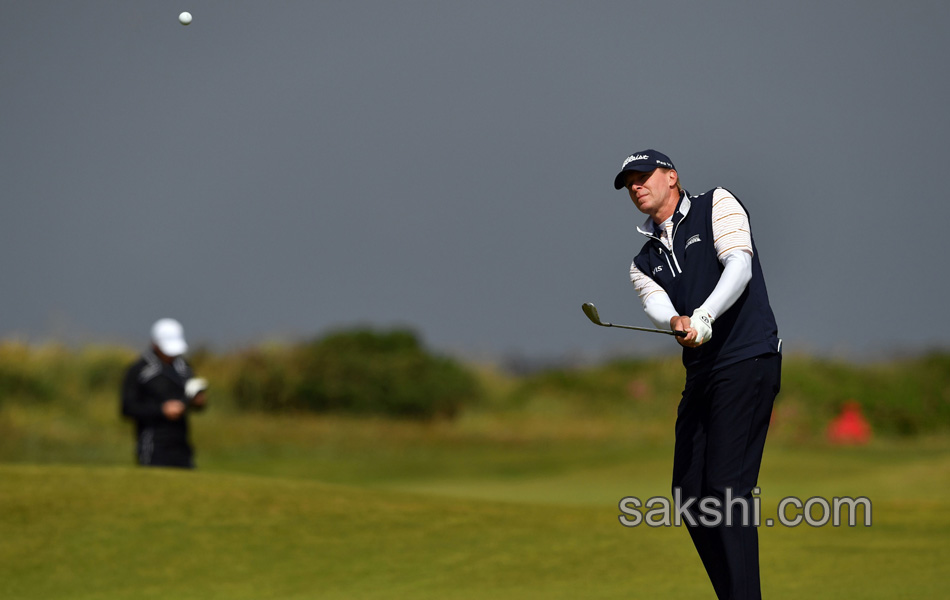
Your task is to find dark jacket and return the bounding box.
[632,189,780,372]
[121,350,200,467]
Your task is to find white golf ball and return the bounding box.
[179,12,192,25]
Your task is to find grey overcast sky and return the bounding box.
[2,1,949,361]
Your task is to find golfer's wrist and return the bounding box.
[670,315,690,330]
[695,306,715,324]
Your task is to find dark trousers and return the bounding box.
[672,353,781,600]
[136,429,195,469]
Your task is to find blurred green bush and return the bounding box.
[228,328,482,419]
[1,334,947,435]
[0,343,134,407]
[775,352,950,437]
[505,352,950,439]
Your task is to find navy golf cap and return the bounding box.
[613,149,676,189]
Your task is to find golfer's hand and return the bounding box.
[162,399,187,420]
[689,308,713,345]
[671,316,701,348]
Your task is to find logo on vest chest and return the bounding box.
[685,234,701,249]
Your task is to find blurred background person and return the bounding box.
[120,318,207,469]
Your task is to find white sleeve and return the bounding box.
[700,250,752,320]
[712,189,753,259]
[645,293,678,330]
[630,261,678,330]
[700,189,755,321]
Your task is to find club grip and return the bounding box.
[673,330,687,338]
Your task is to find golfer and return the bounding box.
[615,149,781,600]
[120,318,208,469]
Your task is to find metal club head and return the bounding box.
[581,301,686,337]
[582,302,607,326]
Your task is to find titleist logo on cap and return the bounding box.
[622,154,650,168]
[621,154,672,169]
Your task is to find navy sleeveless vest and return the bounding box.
[632,189,780,372]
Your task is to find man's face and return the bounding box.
[623,168,678,221]
[152,344,177,364]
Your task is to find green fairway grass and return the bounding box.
[0,464,708,600]
[2,348,949,598]
[2,437,948,599]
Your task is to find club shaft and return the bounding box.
[582,302,687,337]
[602,322,685,337]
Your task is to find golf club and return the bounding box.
[582,302,687,337]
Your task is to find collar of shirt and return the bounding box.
[142,349,191,381]
[636,192,691,238]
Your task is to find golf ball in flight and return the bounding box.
[179,12,192,25]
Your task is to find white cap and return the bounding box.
[151,318,188,357]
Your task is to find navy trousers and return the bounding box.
[672,353,781,600]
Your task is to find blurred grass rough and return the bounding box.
[0,331,948,440]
